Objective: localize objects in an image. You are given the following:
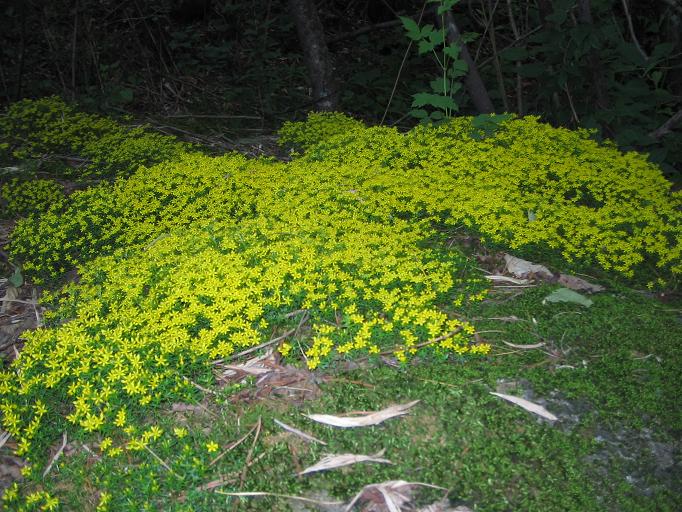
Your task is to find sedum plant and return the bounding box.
[0,102,680,479]
[0,178,65,219]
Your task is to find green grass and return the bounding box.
[17,281,680,511]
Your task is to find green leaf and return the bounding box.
[412,93,458,110]
[448,59,468,77]
[8,266,23,288]
[418,40,437,55]
[409,109,429,119]
[429,111,445,120]
[428,31,445,46]
[459,31,479,44]
[400,16,421,41]
[443,43,460,60]
[420,24,435,39]
[430,78,448,93]
[543,288,593,307]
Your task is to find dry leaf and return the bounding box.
[504,254,553,280]
[418,500,473,512]
[490,392,558,421]
[273,419,326,445]
[502,341,545,350]
[485,275,530,285]
[0,285,18,314]
[299,451,392,475]
[345,480,447,512]
[171,403,205,413]
[557,273,605,293]
[306,400,419,428]
[0,430,10,450]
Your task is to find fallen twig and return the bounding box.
[239,417,262,489]
[144,444,182,479]
[273,419,327,445]
[209,421,260,467]
[217,490,344,506]
[43,432,67,478]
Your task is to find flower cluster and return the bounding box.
[281,112,682,277]
[278,111,365,153]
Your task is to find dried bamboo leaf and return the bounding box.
[0,430,10,450]
[502,341,545,349]
[299,451,392,475]
[490,392,558,421]
[557,273,605,293]
[306,400,419,428]
[504,254,553,279]
[485,275,530,284]
[345,480,447,512]
[274,419,327,445]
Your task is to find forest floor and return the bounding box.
[1,241,680,511]
[0,129,681,511]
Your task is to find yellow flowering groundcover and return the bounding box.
[0,102,680,481]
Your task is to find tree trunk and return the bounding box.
[440,10,495,114]
[288,0,338,111]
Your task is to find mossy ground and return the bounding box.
[4,280,680,511]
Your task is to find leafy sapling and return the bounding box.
[400,0,474,124]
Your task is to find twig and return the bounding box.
[70,0,79,100]
[182,377,218,395]
[209,420,260,467]
[378,327,463,357]
[477,25,542,69]
[380,0,429,125]
[506,0,524,114]
[0,298,38,305]
[144,444,182,479]
[160,114,262,120]
[43,432,67,478]
[238,417,262,490]
[273,419,327,445]
[0,430,10,450]
[564,84,580,124]
[216,491,344,506]
[659,0,682,16]
[620,0,648,61]
[223,327,298,362]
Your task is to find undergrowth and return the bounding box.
[0,100,681,509]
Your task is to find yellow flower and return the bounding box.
[206,441,219,453]
[99,437,113,452]
[114,408,127,427]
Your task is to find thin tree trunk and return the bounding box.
[440,10,495,113]
[288,0,338,111]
